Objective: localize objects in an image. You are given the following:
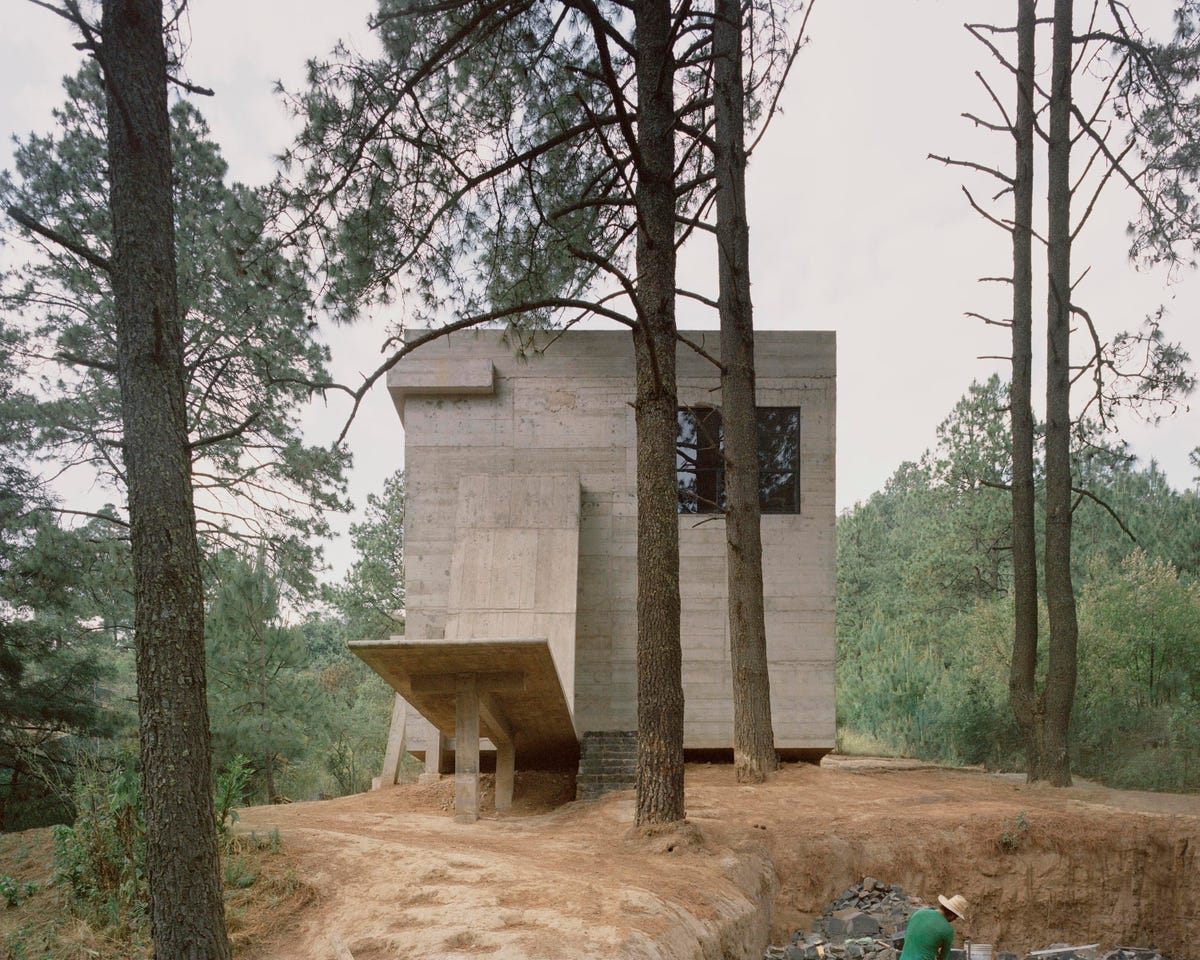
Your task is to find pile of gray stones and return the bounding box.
[763,879,1172,960]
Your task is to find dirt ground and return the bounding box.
[1,758,1195,960]
[226,758,1200,960]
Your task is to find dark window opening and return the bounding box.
[676,406,724,513]
[756,407,801,514]
[676,405,801,514]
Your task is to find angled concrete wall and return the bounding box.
[443,474,580,712]
[389,328,836,757]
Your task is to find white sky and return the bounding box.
[3,0,1198,580]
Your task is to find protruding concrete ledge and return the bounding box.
[350,637,576,759]
[352,637,577,822]
[387,357,495,422]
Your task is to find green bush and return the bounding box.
[51,757,146,935]
[0,875,38,908]
[214,754,253,848]
[1073,552,1200,792]
[51,752,267,940]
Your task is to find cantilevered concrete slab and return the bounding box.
[350,637,577,763]
[350,636,578,821]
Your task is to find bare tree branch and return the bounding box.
[1070,485,1136,541]
[6,206,112,273]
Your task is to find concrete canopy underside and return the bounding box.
[349,637,579,767]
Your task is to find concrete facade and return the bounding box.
[378,327,836,770]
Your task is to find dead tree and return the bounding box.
[932,0,1196,785]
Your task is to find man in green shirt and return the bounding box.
[898,894,970,960]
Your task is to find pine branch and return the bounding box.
[6,206,112,274]
[747,0,816,158]
[189,412,263,451]
[168,74,214,97]
[1070,485,1137,541]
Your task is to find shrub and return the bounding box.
[0,875,38,908]
[214,754,253,849]
[51,757,147,935]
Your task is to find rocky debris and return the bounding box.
[1101,950,1170,960]
[763,881,1174,960]
[765,878,918,960]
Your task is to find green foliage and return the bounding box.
[1120,1,1200,266]
[1073,551,1200,791]
[214,755,254,847]
[0,378,130,829]
[0,876,38,908]
[308,656,392,797]
[289,2,629,325]
[1,64,348,594]
[837,379,1199,790]
[50,757,147,936]
[205,552,312,805]
[49,752,272,944]
[325,469,406,642]
[998,811,1030,852]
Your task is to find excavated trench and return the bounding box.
[709,767,1200,960]
[222,760,1199,960]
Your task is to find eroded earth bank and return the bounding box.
[231,758,1199,960]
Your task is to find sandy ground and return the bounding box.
[229,758,1200,960]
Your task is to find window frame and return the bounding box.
[675,404,801,515]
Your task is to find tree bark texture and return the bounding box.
[714,0,776,784]
[1008,0,1048,783]
[1043,0,1079,788]
[101,0,232,955]
[633,0,685,826]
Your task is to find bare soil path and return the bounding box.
[231,759,1200,960]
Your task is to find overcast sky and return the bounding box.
[3,0,1198,579]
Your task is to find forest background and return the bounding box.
[0,0,1198,834]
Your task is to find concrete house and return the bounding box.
[351,328,835,820]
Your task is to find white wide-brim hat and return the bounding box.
[938,894,970,920]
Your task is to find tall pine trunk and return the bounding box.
[102,0,232,954]
[714,0,776,783]
[1008,0,1047,782]
[1043,0,1078,787]
[633,0,686,826]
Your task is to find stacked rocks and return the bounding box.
[575,730,637,801]
[1100,950,1170,960]
[763,881,1173,960]
[766,878,919,960]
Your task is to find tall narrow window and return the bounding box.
[676,405,801,514]
[676,406,724,513]
[756,407,801,513]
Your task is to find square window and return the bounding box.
[676,405,800,514]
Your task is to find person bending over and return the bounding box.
[898,894,970,960]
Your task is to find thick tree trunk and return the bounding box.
[713,0,776,783]
[633,0,685,826]
[101,1,232,955]
[1043,0,1078,788]
[1008,0,1047,783]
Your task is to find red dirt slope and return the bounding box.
[232,759,1200,960]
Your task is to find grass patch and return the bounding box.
[835,728,906,758]
[0,826,313,959]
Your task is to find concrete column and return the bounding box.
[419,726,445,783]
[495,740,515,812]
[375,695,408,789]
[454,673,480,823]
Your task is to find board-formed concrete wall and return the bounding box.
[389,328,835,757]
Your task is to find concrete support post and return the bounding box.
[454,673,480,823]
[495,741,515,812]
[419,726,445,783]
[374,695,408,789]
